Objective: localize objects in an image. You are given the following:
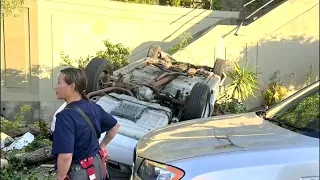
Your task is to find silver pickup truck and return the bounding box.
[51,45,226,175]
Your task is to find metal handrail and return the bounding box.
[234,0,277,36]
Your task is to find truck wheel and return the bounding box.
[213,58,226,76]
[182,82,210,121]
[85,58,114,93]
[147,45,162,59]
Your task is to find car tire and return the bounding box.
[182,82,210,121]
[85,58,114,93]
[213,58,226,76]
[147,45,162,59]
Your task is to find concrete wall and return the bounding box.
[0,0,43,121]
[0,0,239,121]
[173,0,319,109]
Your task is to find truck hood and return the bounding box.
[136,112,313,163]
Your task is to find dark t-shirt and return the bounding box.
[51,99,117,165]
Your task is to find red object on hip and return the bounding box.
[80,157,97,180]
[99,149,107,180]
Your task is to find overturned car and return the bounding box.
[51,45,226,172]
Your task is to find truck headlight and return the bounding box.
[137,159,184,180]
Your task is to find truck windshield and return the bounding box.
[266,86,319,138]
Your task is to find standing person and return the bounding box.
[51,67,120,180]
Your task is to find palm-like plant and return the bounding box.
[226,61,260,101]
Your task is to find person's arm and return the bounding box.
[57,153,73,180]
[100,123,120,148]
[51,112,75,180]
[98,105,120,148]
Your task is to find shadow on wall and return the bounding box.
[231,35,319,109]
[1,65,67,123]
[129,9,237,62]
[255,35,319,89]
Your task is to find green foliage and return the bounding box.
[1,149,43,180]
[1,0,24,18]
[263,70,288,107]
[116,0,157,5]
[24,137,51,152]
[226,61,260,101]
[96,40,131,70]
[14,104,32,124]
[1,104,32,132]
[169,32,193,54]
[25,120,52,152]
[177,0,221,9]
[1,158,55,180]
[113,0,222,9]
[1,117,21,132]
[1,118,54,179]
[214,94,247,115]
[213,60,259,115]
[60,52,92,69]
[274,92,319,129]
[60,40,131,70]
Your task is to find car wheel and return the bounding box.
[213,58,226,77]
[85,58,114,93]
[147,45,162,59]
[181,82,210,121]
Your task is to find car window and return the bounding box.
[272,88,319,138]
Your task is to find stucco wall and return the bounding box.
[173,0,319,109]
[0,0,239,121]
[36,0,238,101]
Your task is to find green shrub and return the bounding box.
[263,70,288,107]
[1,104,32,132]
[214,94,247,115]
[61,40,131,70]
[112,0,222,10]
[1,0,24,18]
[225,61,260,101]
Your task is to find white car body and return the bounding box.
[131,81,319,180]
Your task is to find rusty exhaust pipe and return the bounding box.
[87,87,134,98]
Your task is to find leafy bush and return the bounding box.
[280,93,319,129]
[214,94,247,115]
[113,0,222,9]
[213,61,259,115]
[116,0,157,5]
[25,119,52,152]
[1,104,32,132]
[1,0,24,18]
[225,61,260,101]
[263,70,288,107]
[96,40,131,70]
[60,40,131,70]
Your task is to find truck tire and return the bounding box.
[147,45,162,59]
[182,82,210,121]
[213,58,226,76]
[85,58,114,93]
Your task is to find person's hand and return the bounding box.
[100,145,109,161]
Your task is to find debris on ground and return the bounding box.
[1,132,14,149]
[1,159,9,168]
[3,132,34,152]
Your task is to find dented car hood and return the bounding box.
[136,112,314,163]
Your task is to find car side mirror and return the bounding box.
[256,110,266,118]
